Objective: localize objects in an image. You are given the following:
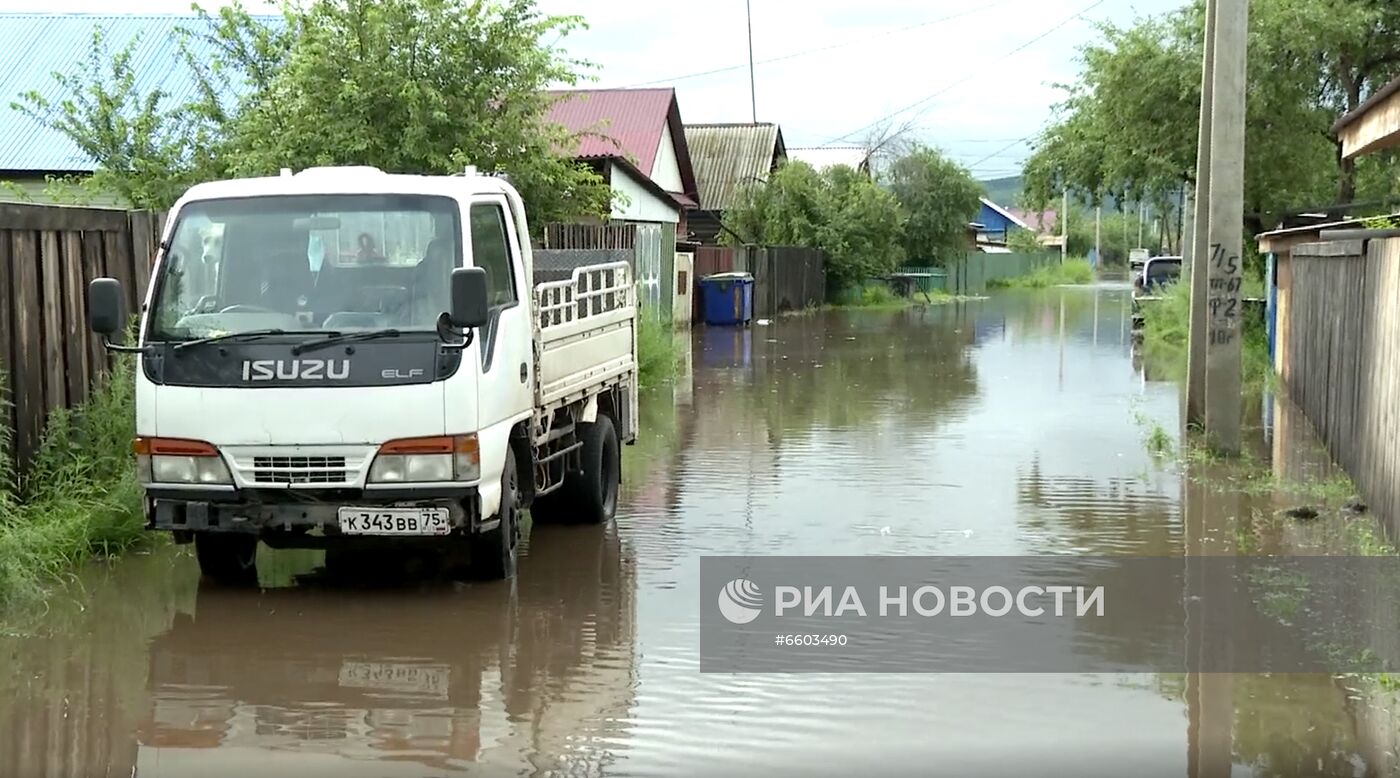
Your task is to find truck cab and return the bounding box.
[88,166,638,582]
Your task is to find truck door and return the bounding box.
[469,198,534,434]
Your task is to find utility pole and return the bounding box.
[1138,202,1145,248]
[1094,205,1102,268]
[1201,0,1248,454]
[745,0,758,122]
[1185,0,1218,429]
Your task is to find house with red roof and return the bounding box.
[544,88,700,234]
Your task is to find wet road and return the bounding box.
[2,286,1398,777]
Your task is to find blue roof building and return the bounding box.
[975,197,1031,244]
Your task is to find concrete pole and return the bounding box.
[1203,0,1248,454]
[1094,205,1102,268]
[1185,0,1218,429]
[1138,202,1145,247]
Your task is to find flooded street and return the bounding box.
[3,286,1397,777]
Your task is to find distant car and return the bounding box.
[1131,255,1182,328]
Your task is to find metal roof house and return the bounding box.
[544,88,700,232]
[683,122,786,244]
[0,13,262,204]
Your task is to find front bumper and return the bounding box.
[147,486,480,536]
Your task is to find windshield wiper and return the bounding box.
[172,328,334,352]
[291,328,402,355]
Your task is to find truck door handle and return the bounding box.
[520,362,528,383]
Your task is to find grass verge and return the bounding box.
[0,357,147,610]
[987,258,1095,289]
[637,315,682,389]
[827,283,958,310]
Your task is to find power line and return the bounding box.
[617,1,1015,89]
[817,0,1106,146]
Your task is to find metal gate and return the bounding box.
[634,223,663,319]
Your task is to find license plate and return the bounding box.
[337,507,451,535]
[339,661,450,698]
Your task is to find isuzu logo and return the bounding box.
[241,359,351,382]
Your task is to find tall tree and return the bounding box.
[17,0,612,223]
[884,146,982,265]
[724,161,906,294]
[1023,0,1400,233]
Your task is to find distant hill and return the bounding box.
[979,175,1023,206]
[977,175,1152,212]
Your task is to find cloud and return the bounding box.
[11,0,1182,178]
[539,0,1183,176]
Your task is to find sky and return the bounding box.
[8,0,1183,181]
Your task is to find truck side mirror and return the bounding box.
[449,267,489,328]
[89,277,126,337]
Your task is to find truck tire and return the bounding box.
[194,533,259,586]
[473,448,520,580]
[573,414,620,525]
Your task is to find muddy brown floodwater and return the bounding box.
[2,286,1398,777]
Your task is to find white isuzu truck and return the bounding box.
[87,166,637,583]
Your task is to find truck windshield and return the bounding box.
[148,194,461,341]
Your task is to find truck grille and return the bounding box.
[252,455,348,485]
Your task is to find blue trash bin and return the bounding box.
[699,272,754,326]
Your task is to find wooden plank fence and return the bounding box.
[0,204,162,470]
[1283,237,1400,538]
[750,246,825,317]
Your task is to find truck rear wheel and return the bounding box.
[573,414,620,525]
[530,415,620,525]
[194,534,259,586]
[473,448,520,580]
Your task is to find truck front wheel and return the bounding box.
[473,448,520,580]
[194,534,259,586]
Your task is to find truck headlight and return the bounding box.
[133,438,232,485]
[368,434,479,483]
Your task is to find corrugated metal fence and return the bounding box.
[0,204,161,469]
[1282,237,1400,538]
[946,252,1057,295]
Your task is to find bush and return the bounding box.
[0,357,147,609]
[637,315,680,389]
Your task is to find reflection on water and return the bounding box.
[1,286,1397,777]
[136,523,635,776]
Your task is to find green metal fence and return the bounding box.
[898,267,948,294]
[944,252,1058,295]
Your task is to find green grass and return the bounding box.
[637,315,682,389]
[1144,424,1174,458]
[0,357,148,610]
[987,258,1095,289]
[827,283,961,310]
[1139,275,1273,391]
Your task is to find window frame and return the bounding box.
[145,194,462,341]
[467,199,521,310]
